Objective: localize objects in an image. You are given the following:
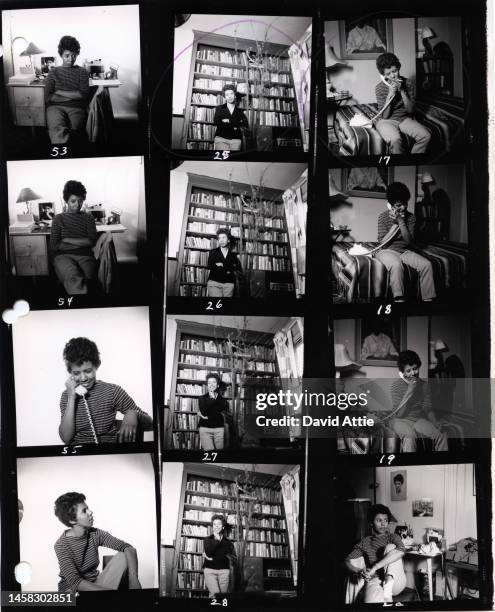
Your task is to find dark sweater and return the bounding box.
[198,393,229,429]
[213,103,249,140]
[44,65,90,108]
[203,535,235,570]
[207,247,242,284]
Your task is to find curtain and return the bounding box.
[280,466,300,586]
[443,463,477,547]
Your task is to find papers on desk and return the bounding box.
[9,74,36,84]
[10,221,36,233]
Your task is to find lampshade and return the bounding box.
[434,339,448,351]
[16,187,41,203]
[421,27,435,40]
[329,173,349,199]
[421,172,435,185]
[20,42,44,56]
[334,343,361,370]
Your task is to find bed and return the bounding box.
[330,96,465,157]
[332,241,468,302]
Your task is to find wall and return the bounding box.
[417,164,467,243]
[417,17,463,97]
[7,156,146,263]
[17,453,158,591]
[325,19,416,104]
[165,315,292,403]
[333,316,428,379]
[168,162,307,256]
[375,463,476,545]
[13,306,153,447]
[173,16,312,114]
[330,166,415,242]
[2,5,141,119]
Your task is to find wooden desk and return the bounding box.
[6,79,122,128]
[9,223,126,276]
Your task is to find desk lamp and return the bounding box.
[16,187,42,215]
[19,41,44,74]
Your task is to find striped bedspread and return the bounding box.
[332,241,468,302]
[332,97,464,156]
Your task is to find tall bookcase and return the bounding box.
[181,31,302,151]
[173,464,295,598]
[166,320,285,450]
[174,173,295,298]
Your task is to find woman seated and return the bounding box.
[44,35,90,145]
[59,337,153,445]
[54,492,142,592]
[50,180,97,295]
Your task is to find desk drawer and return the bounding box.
[13,87,44,107]
[12,235,47,257]
[15,106,45,127]
[15,255,49,276]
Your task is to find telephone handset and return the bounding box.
[75,385,87,396]
[387,202,393,212]
[74,384,98,444]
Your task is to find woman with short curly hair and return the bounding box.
[58,337,153,444]
[54,492,141,592]
[44,35,90,145]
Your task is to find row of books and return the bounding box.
[192,93,226,105]
[247,69,291,83]
[182,523,210,537]
[185,141,212,151]
[246,543,288,558]
[177,571,205,590]
[184,237,289,256]
[191,191,242,209]
[187,221,241,236]
[181,266,208,284]
[172,431,199,449]
[191,92,295,112]
[187,122,216,140]
[243,228,288,241]
[192,79,295,99]
[239,254,291,271]
[241,214,285,229]
[183,509,285,528]
[195,62,245,77]
[250,97,295,112]
[180,537,204,553]
[177,383,233,396]
[186,479,283,503]
[179,553,204,570]
[174,413,199,430]
[243,242,289,257]
[195,48,291,72]
[189,106,216,122]
[244,109,298,127]
[177,368,237,383]
[179,354,231,367]
[190,207,238,222]
[184,250,209,265]
[180,338,276,361]
[193,78,238,91]
[186,495,282,515]
[175,397,199,412]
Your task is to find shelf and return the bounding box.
[184,503,283,518]
[185,489,282,503]
[195,58,291,74]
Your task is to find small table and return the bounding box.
[444,559,478,599]
[405,550,443,601]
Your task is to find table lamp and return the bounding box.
[421,172,435,185]
[20,41,44,73]
[16,187,42,215]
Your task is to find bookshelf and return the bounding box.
[172,464,294,598]
[166,320,285,450]
[181,31,302,151]
[174,173,295,298]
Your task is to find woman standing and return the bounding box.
[198,374,229,450]
[206,228,243,298]
[213,84,249,151]
[203,515,235,598]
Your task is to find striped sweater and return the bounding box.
[50,212,97,257]
[377,210,416,253]
[390,378,432,420]
[55,528,130,593]
[44,66,90,108]
[347,531,405,568]
[59,380,151,444]
[375,77,414,121]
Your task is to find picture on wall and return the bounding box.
[357,317,406,366]
[391,470,407,501]
[342,167,393,198]
[412,498,434,517]
[339,18,393,60]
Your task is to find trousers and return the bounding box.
[204,568,230,597]
[390,417,448,452]
[53,254,97,295]
[213,137,242,151]
[46,105,87,145]
[199,427,225,450]
[95,552,128,590]
[374,249,436,300]
[207,280,235,297]
[363,544,407,603]
[375,117,431,154]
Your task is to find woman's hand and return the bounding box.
[118,411,139,443]
[55,89,83,100]
[222,118,230,123]
[65,376,77,398]
[360,567,375,581]
[203,553,213,561]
